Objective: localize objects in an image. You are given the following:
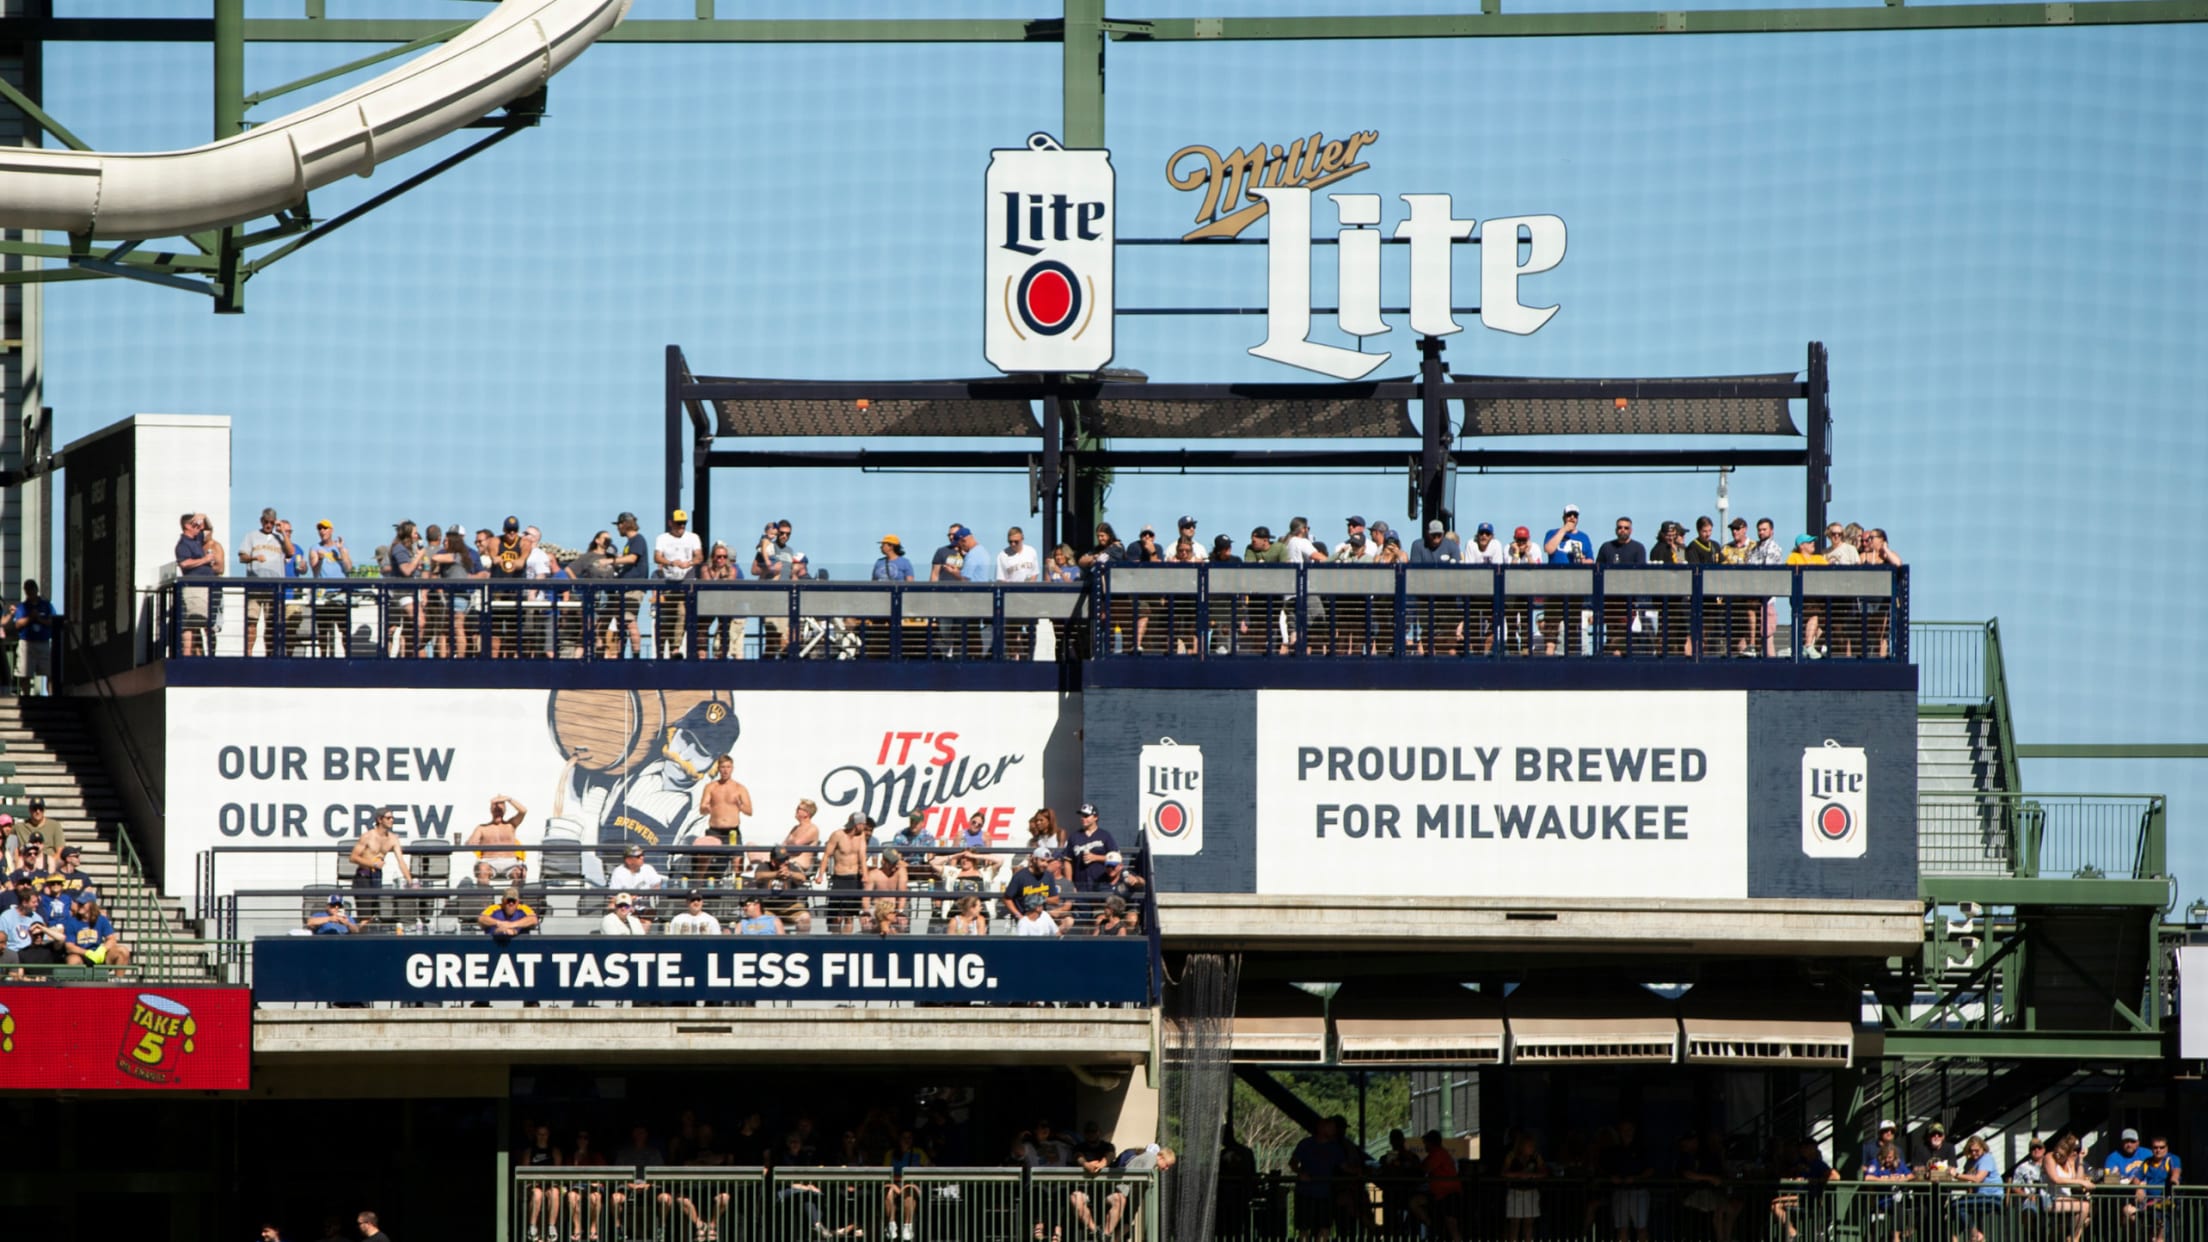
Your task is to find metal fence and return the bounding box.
[1211,1175,2208,1242]
[150,565,1908,665]
[154,578,1092,663]
[1098,563,1908,662]
[1918,793,2167,880]
[1914,621,1992,704]
[510,1165,1158,1242]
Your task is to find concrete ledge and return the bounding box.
[253,1004,1156,1064]
[1157,894,1924,956]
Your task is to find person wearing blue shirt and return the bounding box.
[1954,1135,2003,1242]
[872,535,915,581]
[60,896,128,967]
[1538,506,1594,655]
[1066,803,1119,892]
[9,578,56,695]
[35,874,72,926]
[2103,1130,2148,1183]
[2,884,58,974]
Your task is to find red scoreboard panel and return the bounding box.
[0,987,251,1090]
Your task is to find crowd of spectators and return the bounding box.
[1220,1118,2182,1242]
[169,502,1902,662]
[510,1098,1171,1242]
[304,798,1148,943]
[1,799,134,978]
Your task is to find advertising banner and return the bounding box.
[1253,690,1749,898]
[254,936,1149,1006]
[2184,947,2208,1061]
[985,133,1114,374]
[167,688,1079,905]
[0,987,251,1090]
[1802,741,1870,859]
[1139,739,1204,856]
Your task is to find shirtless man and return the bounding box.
[694,755,753,883]
[821,811,874,934]
[864,849,911,933]
[464,794,530,881]
[347,808,415,923]
[782,799,824,879]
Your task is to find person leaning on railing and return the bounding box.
[1,882,60,978]
[1952,1134,2004,1242]
[1770,1136,1837,1241]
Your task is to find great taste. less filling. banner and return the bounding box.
[1253,690,1749,898]
[164,688,1079,905]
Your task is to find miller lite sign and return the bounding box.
[986,133,1114,373]
[1801,740,1868,859]
[1139,738,1203,856]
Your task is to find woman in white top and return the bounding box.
[599,893,647,935]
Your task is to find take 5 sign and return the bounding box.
[0,987,251,1091]
[985,133,1115,373]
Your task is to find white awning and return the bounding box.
[1506,1013,1680,1064]
[1336,1015,1506,1064]
[1680,1015,1854,1067]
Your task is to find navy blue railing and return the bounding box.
[153,564,1907,665]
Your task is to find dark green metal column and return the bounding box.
[213,0,246,311]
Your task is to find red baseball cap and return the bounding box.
[1513,526,1531,540]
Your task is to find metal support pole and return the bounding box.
[1061,0,1105,148]
[212,0,246,312]
[665,345,686,530]
[691,420,711,549]
[1041,390,1063,554]
[1418,336,1449,529]
[1805,340,1830,538]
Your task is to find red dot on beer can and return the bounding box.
[1818,803,1852,840]
[1152,800,1187,837]
[1015,260,1083,337]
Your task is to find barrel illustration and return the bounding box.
[115,993,196,1084]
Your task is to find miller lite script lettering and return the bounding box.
[1163,130,1568,381]
[986,133,1114,373]
[1801,742,1868,859]
[1139,739,1204,856]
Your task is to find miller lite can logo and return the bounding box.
[985,133,1114,373]
[1801,740,1868,859]
[1139,738,1203,856]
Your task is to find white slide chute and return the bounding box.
[0,0,631,238]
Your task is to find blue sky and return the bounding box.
[36,7,2208,898]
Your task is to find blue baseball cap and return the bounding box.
[1477,522,1494,535]
[952,525,972,540]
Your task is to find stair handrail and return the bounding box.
[1981,618,2024,796]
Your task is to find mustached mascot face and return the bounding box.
[544,700,741,884]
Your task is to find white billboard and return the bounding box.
[166,687,1079,905]
[1253,690,1748,898]
[2183,947,2208,1061]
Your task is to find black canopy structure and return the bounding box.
[665,339,1830,554]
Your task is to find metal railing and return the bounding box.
[148,566,1910,665]
[1915,621,1993,705]
[1097,563,1909,662]
[510,1164,1157,1242]
[1919,793,2167,880]
[1209,1174,2208,1242]
[152,577,1091,663]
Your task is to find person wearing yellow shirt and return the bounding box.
[1785,535,1829,656]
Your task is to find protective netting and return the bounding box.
[1163,952,1242,1242]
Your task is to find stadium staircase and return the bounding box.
[1894,620,2171,1133]
[0,696,207,981]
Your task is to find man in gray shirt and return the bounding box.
[239,507,290,656]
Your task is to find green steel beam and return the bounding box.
[1879,1030,2166,1060]
[1136,4,2208,36]
[237,18,1044,43]
[2016,743,2208,758]
[0,240,219,271]
[214,2,2208,44]
[1919,877,2171,907]
[0,76,90,151]
[243,24,468,110]
[1064,0,1105,146]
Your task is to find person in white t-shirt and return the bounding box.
[654,509,703,658]
[1283,517,1325,564]
[609,845,666,891]
[997,527,1042,582]
[600,893,648,935]
[1014,894,1061,937]
[668,890,723,935]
